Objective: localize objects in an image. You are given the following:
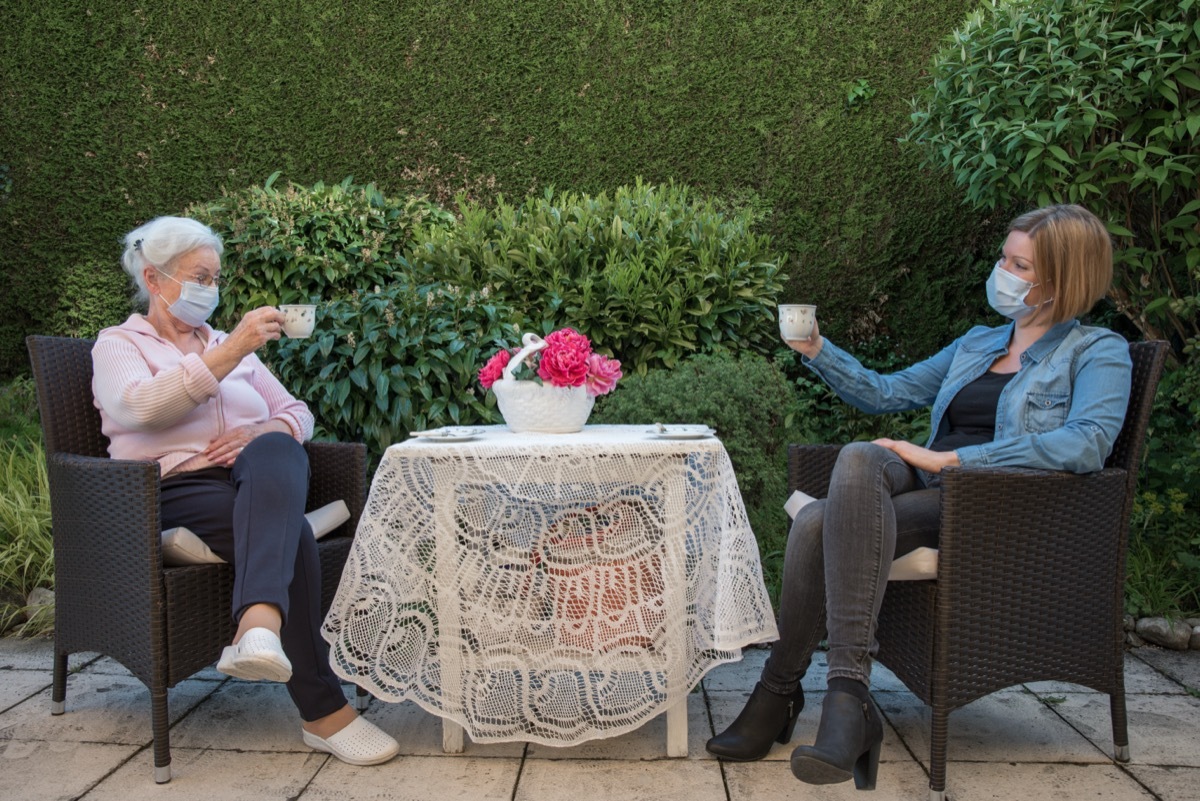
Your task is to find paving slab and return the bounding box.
[0,673,216,745]
[724,756,931,800]
[879,689,1109,766]
[363,698,525,757]
[81,747,325,800]
[1025,652,1187,695]
[525,690,711,760]
[0,636,94,672]
[1132,647,1200,692]
[1050,692,1200,767]
[708,690,910,764]
[168,679,350,752]
[515,757,726,801]
[930,762,1153,800]
[1125,765,1200,801]
[0,669,52,711]
[0,739,139,801]
[306,754,522,801]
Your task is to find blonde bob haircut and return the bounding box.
[1008,204,1113,325]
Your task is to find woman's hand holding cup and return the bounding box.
[779,304,823,359]
[227,306,285,355]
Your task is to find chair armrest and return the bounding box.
[305,441,367,538]
[46,452,163,567]
[46,453,167,662]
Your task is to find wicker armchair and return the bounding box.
[786,340,1168,801]
[26,335,368,783]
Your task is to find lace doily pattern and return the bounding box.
[323,425,778,745]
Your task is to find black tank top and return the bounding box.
[930,370,1016,452]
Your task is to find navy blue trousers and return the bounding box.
[159,432,346,721]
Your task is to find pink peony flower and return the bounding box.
[537,327,593,388]
[584,354,622,397]
[478,348,512,389]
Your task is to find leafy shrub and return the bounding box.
[49,258,134,339]
[186,173,456,326]
[591,350,808,603]
[272,281,519,457]
[409,181,788,374]
[905,0,1199,351]
[1126,490,1200,618]
[0,438,53,634]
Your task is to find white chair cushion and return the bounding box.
[161,500,351,566]
[886,546,939,581]
[784,490,939,581]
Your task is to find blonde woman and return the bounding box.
[707,205,1132,790]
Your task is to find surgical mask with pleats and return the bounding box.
[156,268,219,327]
[986,261,1049,320]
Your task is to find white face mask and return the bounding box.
[156,269,219,327]
[986,261,1049,320]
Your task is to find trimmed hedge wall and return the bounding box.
[1,0,986,376]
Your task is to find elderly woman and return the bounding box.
[706,204,1132,790]
[91,216,399,766]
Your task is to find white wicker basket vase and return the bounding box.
[492,333,595,433]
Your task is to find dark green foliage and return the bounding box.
[412,182,787,373]
[1,0,985,376]
[49,259,135,340]
[592,350,809,602]
[0,377,40,445]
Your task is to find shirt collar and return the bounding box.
[1021,320,1080,363]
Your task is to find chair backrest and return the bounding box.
[1104,340,1169,482]
[25,336,108,458]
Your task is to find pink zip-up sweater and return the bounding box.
[92,314,314,477]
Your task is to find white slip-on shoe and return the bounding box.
[216,627,293,682]
[302,716,400,766]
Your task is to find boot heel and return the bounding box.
[852,738,882,791]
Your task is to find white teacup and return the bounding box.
[279,304,317,338]
[778,304,817,341]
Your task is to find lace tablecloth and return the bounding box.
[322,424,778,746]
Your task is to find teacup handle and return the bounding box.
[503,333,547,380]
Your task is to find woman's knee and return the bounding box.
[833,441,892,479]
[244,431,306,461]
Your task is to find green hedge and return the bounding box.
[1,0,985,376]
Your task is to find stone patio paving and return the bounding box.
[1,637,1197,800]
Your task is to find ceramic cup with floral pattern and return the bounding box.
[279,304,317,338]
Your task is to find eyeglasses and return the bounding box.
[182,273,222,287]
[154,266,222,287]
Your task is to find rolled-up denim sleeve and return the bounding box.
[805,337,958,415]
[955,332,1131,473]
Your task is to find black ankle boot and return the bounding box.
[706,682,805,761]
[790,689,883,790]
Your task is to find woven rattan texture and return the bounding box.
[786,341,1167,798]
[325,428,778,745]
[27,335,367,778]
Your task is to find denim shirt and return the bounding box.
[804,320,1132,474]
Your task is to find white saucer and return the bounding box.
[412,428,483,442]
[650,427,716,440]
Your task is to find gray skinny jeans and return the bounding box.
[761,441,941,691]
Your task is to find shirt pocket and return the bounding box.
[1023,392,1070,433]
